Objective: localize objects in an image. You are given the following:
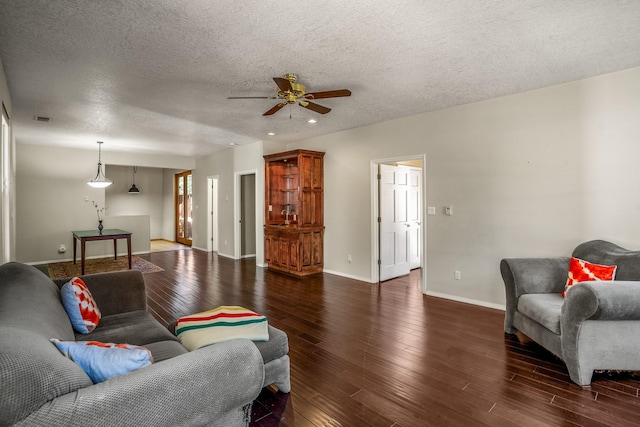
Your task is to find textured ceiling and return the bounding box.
[1,1,640,157]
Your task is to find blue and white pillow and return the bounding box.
[60,277,101,334]
[51,339,153,383]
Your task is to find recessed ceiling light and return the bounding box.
[229,142,236,146]
[307,119,317,124]
[267,132,276,136]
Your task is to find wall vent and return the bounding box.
[34,115,51,122]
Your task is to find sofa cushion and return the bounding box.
[517,294,564,334]
[0,262,75,341]
[61,277,102,333]
[75,310,179,346]
[0,328,92,426]
[144,340,189,362]
[563,257,616,297]
[51,339,153,383]
[254,325,289,364]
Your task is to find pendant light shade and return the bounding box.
[128,166,140,194]
[87,141,113,188]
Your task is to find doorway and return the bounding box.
[207,176,219,253]
[175,170,192,246]
[372,156,427,293]
[240,174,256,257]
[234,171,257,259]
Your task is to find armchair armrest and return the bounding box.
[55,270,147,316]
[561,281,640,385]
[21,339,265,427]
[562,281,640,325]
[500,257,569,333]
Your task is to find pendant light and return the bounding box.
[128,166,140,194]
[86,141,113,188]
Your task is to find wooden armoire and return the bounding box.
[263,149,324,275]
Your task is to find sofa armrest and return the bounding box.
[500,257,570,333]
[55,270,147,316]
[19,339,264,427]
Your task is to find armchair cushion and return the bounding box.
[517,294,564,334]
[562,257,616,297]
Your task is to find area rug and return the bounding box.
[47,255,164,279]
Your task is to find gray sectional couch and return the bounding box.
[501,240,640,387]
[0,262,271,426]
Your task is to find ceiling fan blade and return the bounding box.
[263,102,288,116]
[273,77,293,92]
[227,96,277,99]
[304,89,351,99]
[300,101,331,114]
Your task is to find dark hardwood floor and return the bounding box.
[139,249,640,427]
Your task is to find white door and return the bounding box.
[379,164,411,281]
[408,168,422,269]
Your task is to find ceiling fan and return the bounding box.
[228,74,351,116]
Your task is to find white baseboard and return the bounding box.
[26,251,150,266]
[321,269,378,284]
[216,252,236,259]
[425,291,505,311]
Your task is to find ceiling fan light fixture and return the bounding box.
[87,141,113,188]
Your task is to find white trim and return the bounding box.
[216,251,236,259]
[26,251,154,265]
[206,176,219,253]
[426,291,506,311]
[233,169,258,260]
[370,154,428,294]
[322,269,373,283]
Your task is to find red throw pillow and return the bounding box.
[563,257,617,297]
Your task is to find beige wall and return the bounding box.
[288,66,640,307]
[15,144,194,263]
[192,141,267,261]
[10,64,640,309]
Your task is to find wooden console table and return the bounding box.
[72,229,132,275]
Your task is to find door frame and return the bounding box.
[174,170,192,246]
[207,176,219,253]
[234,169,258,259]
[371,155,428,293]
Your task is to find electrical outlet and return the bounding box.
[58,245,66,254]
[348,254,352,263]
[454,270,461,280]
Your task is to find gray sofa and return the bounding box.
[501,240,640,387]
[0,262,265,426]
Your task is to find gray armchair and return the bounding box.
[501,240,640,386]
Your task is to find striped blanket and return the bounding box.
[175,306,269,351]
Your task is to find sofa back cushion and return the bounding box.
[0,262,76,341]
[0,327,93,425]
[573,240,640,281]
